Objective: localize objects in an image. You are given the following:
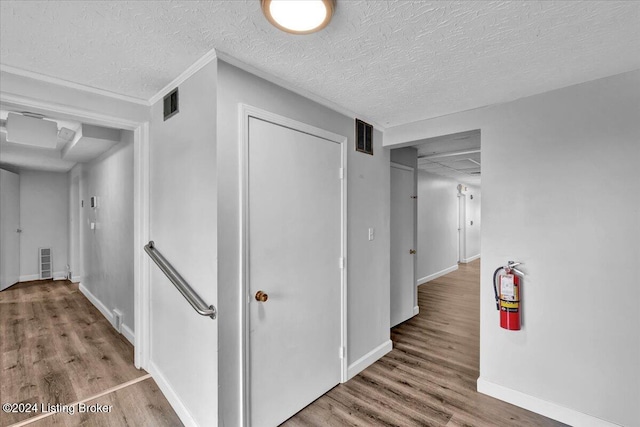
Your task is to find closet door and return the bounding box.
[1,169,20,290]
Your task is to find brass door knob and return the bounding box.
[409,249,417,254]
[255,291,268,302]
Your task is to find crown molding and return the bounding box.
[0,64,150,106]
[147,49,218,106]
[2,49,385,132]
[0,91,141,130]
[216,51,386,131]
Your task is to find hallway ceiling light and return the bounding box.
[262,0,335,34]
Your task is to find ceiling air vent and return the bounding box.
[163,88,179,121]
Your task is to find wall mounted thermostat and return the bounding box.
[90,196,98,208]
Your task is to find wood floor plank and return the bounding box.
[24,378,183,427]
[0,280,147,426]
[282,260,567,427]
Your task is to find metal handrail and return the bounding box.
[144,241,216,319]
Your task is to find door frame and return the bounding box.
[239,104,348,427]
[0,92,151,370]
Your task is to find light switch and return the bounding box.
[368,227,375,241]
[90,222,95,230]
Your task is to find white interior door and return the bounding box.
[248,117,342,427]
[1,169,20,291]
[458,194,466,263]
[390,164,416,328]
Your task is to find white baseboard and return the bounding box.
[53,271,67,280]
[413,306,419,316]
[71,275,82,283]
[477,377,622,427]
[148,361,198,427]
[462,254,480,263]
[347,340,393,381]
[79,283,135,345]
[19,271,67,282]
[417,264,458,286]
[79,283,114,324]
[121,323,135,345]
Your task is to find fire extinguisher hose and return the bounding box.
[493,266,502,310]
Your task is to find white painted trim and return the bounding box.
[240,104,349,426]
[477,377,622,427]
[390,162,415,172]
[340,137,349,384]
[462,253,481,263]
[79,282,114,324]
[347,340,393,381]
[80,282,137,346]
[148,49,218,105]
[413,306,420,316]
[121,323,135,346]
[17,271,66,282]
[219,52,385,131]
[417,264,459,285]
[71,275,82,283]
[241,104,348,144]
[0,64,150,106]
[133,122,151,370]
[148,361,198,427]
[240,104,249,427]
[0,92,141,130]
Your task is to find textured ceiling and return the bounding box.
[1,1,639,127]
[415,130,481,186]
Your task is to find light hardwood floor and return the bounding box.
[3,263,566,426]
[283,260,567,427]
[0,279,182,427]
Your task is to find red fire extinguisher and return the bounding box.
[493,261,524,330]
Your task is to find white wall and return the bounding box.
[385,70,640,427]
[217,59,391,427]
[416,171,459,282]
[148,61,218,427]
[78,131,134,338]
[18,169,69,280]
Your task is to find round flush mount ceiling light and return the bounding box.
[261,0,336,35]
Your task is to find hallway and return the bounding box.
[2,263,567,426]
[283,260,565,426]
[0,279,181,427]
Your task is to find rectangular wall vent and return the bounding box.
[163,88,179,121]
[39,248,52,279]
[113,309,123,333]
[355,118,373,155]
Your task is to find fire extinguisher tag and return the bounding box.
[500,275,515,299]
